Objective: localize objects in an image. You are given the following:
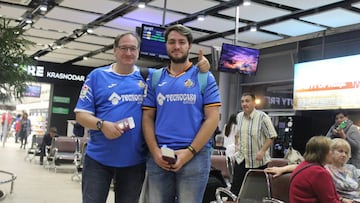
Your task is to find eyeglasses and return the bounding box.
[117,46,138,53]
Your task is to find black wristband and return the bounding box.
[187,145,197,156]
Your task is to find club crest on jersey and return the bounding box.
[79,85,89,99]
[184,79,195,88]
[109,92,121,105]
[138,80,146,89]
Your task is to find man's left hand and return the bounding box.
[196,49,211,72]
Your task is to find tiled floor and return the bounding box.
[0,137,114,203]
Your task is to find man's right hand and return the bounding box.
[101,121,124,140]
[153,147,174,171]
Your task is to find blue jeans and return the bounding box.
[146,147,211,203]
[82,155,145,203]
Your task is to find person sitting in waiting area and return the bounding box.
[326,110,360,169]
[326,138,360,200]
[39,127,58,165]
[266,137,356,203]
[72,121,84,137]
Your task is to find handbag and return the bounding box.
[284,147,304,164]
[203,167,227,203]
[209,167,227,187]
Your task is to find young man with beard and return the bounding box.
[142,24,221,203]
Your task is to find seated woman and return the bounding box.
[326,138,360,200]
[266,136,354,203]
[289,136,342,203]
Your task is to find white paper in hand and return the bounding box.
[117,117,135,131]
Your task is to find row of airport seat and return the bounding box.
[24,135,88,181]
[211,153,291,203]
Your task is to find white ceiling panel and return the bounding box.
[92,26,128,38]
[64,41,104,51]
[34,18,81,33]
[266,0,345,10]
[0,0,31,6]
[191,30,210,39]
[42,52,79,60]
[6,19,21,27]
[75,34,114,46]
[37,55,73,63]
[136,58,165,68]
[353,2,360,9]
[45,7,101,24]
[0,3,27,19]
[219,2,291,22]
[4,0,359,67]
[300,8,360,28]
[51,48,88,56]
[92,53,114,61]
[200,37,241,48]
[105,49,114,55]
[190,44,212,55]
[59,0,124,14]
[149,0,219,14]
[23,36,56,46]
[24,44,45,56]
[24,28,67,39]
[73,58,113,67]
[104,17,143,32]
[261,19,326,36]
[123,7,186,25]
[185,16,244,32]
[228,31,283,44]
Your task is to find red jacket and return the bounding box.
[289,161,341,203]
[15,120,20,132]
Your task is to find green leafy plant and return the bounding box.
[0,17,36,103]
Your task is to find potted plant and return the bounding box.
[0,17,35,105]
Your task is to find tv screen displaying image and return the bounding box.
[24,85,41,97]
[140,24,169,60]
[218,43,260,74]
[293,54,360,110]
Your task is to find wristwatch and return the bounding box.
[96,120,104,130]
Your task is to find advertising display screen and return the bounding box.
[293,54,360,110]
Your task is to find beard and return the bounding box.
[168,52,188,64]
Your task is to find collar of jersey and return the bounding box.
[166,62,193,77]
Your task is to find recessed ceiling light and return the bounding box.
[86,28,93,34]
[250,25,257,32]
[197,15,205,21]
[243,0,251,6]
[40,4,47,12]
[25,18,32,24]
[138,2,146,8]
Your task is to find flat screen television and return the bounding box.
[293,54,360,110]
[139,24,169,60]
[218,43,260,75]
[24,85,41,97]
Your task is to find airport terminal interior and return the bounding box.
[2,0,360,202]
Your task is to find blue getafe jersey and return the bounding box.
[74,65,148,167]
[143,65,221,149]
